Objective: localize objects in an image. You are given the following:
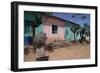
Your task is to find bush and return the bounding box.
[33,32,47,49]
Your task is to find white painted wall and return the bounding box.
[0,0,99,73]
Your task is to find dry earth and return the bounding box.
[24,43,90,62]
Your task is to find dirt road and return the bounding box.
[24,43,90,62]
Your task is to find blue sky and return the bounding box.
[52,12,90,26]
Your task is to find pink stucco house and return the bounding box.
[24,11,81,46]
[41,15,65,42]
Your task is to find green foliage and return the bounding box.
[24,11,52,37]
[24,11,42,27]
[24,11,53,27]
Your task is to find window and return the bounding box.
[52,25,58,34]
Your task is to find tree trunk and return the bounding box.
[80,30,85,43]
[32,24,35,38]
[74,31,76,41]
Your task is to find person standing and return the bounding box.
[36,46,49,61]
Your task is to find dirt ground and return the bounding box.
[24,43,90,62]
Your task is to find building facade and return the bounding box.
[24,13,81,45]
